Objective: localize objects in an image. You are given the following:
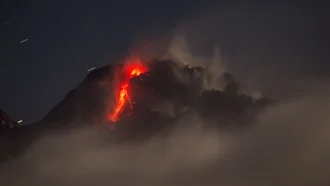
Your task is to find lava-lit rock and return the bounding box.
[0,59,274,162]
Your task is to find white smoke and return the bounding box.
[166,31,226,91]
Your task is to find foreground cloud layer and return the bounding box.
[1,58,330,186]
[1,96,330,186]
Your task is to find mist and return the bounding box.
[1,81,330,186]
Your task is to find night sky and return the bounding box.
[2,0,329,124]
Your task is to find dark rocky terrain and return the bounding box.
[0,59,274,162]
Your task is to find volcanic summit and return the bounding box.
[1,58,273,161]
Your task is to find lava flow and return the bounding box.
[108,60,147,122]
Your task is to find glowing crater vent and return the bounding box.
[108,60,147,122]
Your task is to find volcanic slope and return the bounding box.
[0,59,273,162]
[46,59,273,124]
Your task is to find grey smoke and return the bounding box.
[1,83,330,186]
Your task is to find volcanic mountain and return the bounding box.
[0,58,273,162]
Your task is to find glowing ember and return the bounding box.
[108,60,147,122]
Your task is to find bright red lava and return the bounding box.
[108,60,147,123]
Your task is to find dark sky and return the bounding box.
[1,0,329,124]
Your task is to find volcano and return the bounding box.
[0,58,274,162]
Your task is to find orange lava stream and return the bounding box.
[108,61,147,122]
